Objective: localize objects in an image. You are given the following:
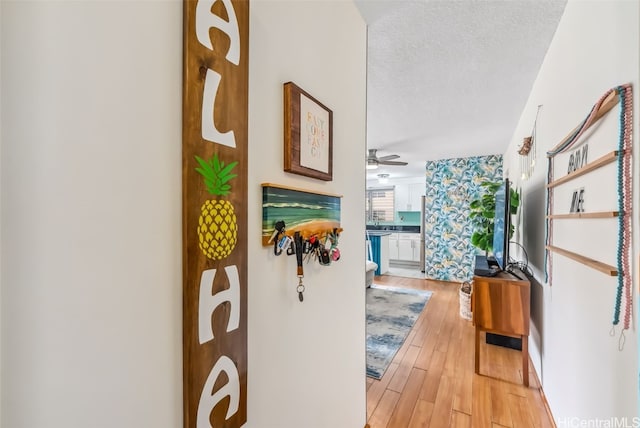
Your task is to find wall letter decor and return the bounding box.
[183,0,248,427]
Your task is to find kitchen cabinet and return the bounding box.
[394,185,409,212]
[388,233,399,260]
[390,232,421,262]
[472,269,530,386]
[409,182,425,212]
[394,183,425,212]
[412,238,422,262]
[398,238,413,260]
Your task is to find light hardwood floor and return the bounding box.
[366,275,555,428]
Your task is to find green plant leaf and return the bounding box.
[219,161,238,178]
[195,156,215,176]
[195,166,206,175]
[468,179,521,252]
[482,208,494,219]
[218,173,238,185]
[471,232,482,246]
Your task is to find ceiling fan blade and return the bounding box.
[377,154,400,161]
[379,160,408,166]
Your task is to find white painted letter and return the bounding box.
[199,265,240,344]
[196,0,240,65]
[197,356,240,426]
[201,69,236,147]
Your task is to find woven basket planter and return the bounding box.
[459,281,472,321]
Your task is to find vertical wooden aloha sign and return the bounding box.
[182,0,248,427]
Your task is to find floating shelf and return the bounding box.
[547,211,619,220]
[546,245,618,276]
[547,151,619,189]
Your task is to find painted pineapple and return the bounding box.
[195,154,238,260]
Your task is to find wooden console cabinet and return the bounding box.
[472,269,531,386]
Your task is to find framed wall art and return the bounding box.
[261,183,341,245]
[182,0,248,426]
[283,82,333,181]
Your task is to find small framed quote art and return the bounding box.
[283,82,333,181]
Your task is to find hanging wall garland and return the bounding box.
[518,105,541,181]
[544,84,633,339]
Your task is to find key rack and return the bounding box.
[261,183,344,302]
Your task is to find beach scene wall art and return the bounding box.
[262,183,341,245]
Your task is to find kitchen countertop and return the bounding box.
[366,224,420,233]
[366,230,393,236]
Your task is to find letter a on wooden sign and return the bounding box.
[182,0,248,427]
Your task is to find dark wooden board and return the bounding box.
[182,1,249,427]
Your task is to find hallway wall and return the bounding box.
[503,0,640,420]
[247,2,367,426]
[1,1,183,426]
[1,1,367,427]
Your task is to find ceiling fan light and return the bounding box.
[366,160,378,169]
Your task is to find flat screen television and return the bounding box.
[492,178,510,271]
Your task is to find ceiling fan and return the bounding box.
[366,149,408,169]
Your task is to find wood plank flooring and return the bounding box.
[366,275,555,428]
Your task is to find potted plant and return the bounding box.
[469,181,520,253]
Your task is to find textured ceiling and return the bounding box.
[356,0,567,180]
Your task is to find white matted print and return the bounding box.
[284,82,333,181]
[300,93,330,174]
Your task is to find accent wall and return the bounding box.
[424,155,502,282]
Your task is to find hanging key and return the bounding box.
[293,232,305,302]
[268,220,286,243]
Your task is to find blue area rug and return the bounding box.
[366,284,432,379]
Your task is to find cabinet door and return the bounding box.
[409,182,424,212]
[394,184,410,212]
[379,235,390,274]
[472,274,530,335]
[411,237,422,262]
[398,238,413,261]
[388,234,399,260]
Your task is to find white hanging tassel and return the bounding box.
[518,105,542,181]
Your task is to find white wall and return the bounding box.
[2,1,368,428]
[0,2,3,422]
[248,1,367,427]
[503,0,639,421]
[0,2,3,423]
[1,1,183,427]
[367,175,424,188]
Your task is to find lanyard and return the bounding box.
[293,232,305,302]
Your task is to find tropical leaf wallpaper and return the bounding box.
[424,155,503,282]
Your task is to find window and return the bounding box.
[366,187,394,222]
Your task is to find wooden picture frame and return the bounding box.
[284,82,333,181]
